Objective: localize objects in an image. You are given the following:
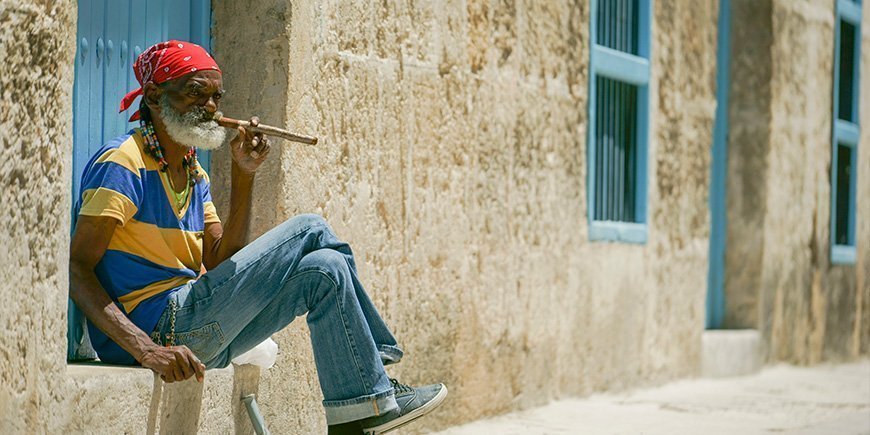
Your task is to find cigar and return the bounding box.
[213,112,318,145]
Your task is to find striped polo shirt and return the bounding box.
[75,129,220,364]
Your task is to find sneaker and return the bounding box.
[360,378,448,435]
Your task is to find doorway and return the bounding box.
[706,0,730,329]
[69,0,213,360]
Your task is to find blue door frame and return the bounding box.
[706,0,730,329]
[69,0,213,360]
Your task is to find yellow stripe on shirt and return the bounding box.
[204,201,220,224]
[95,135,147,176]
[118,275,193,313]
[108,218,204,271]
[79,187,139,226]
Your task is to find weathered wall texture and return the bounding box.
[724,0,773,329]
[725,0,870,364]
[210,0,718,432]
[0,1,76,431]
[860,3,870,358]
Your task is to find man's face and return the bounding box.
[160,70,224,117]
[148,70,228,150]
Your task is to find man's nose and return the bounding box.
[203,97,218,114]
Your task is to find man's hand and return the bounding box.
[230,116,271,174]
[139,344,206,383]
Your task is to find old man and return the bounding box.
[68,40,446,435]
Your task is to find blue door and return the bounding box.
[706,0,730,329]
[69,0,213,360]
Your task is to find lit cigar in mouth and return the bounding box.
[212,112,318,145]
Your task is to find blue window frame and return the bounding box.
[830,0,862,264]
[587,0,652,244]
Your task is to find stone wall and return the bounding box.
[0,1,76,431]
[860,3,870,358]
[211,0,717,432]
[724,0,773,329]
[724,0,870,364]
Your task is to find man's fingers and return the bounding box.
[169,364,181,382]
[258,141,271,160]
[174,350,194,380]
[186,351,206,382]
[170,356,185,382]
[244,117,260,142]
[244,119,257,142]
[236,126,246,148]
[253,134,267,153]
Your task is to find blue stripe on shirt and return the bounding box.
[132,171,206,232]
[80,161,145,204]
[94,250,196,302]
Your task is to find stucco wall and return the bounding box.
[0,1,76,431]
[860,3,870,358]
[725,0,870,363]
[210,0,717,432]
[724,0,773,330]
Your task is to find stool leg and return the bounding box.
[242,394,270,435]
[146,372,163,435]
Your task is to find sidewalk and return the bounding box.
[434,360,870,435]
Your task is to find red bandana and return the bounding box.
[119,40,221,121]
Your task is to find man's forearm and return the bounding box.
[69,263,156,362]
[214,161,255,262]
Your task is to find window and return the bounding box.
[830,0,862,264]
[587,0,652,243]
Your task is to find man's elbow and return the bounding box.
[203,238,224,271]
[203,254,223,271]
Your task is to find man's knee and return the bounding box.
[278,213,335,240]
[297,249,351,309]
[289,213,328,230]
[298,249,348,284]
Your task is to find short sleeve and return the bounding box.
[78,156,143,226]
[200,174,221,225]
[204,201,221,224]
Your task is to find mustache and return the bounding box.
[159,95,228,150]
[182,107,218,126]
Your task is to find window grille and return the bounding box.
[587,0,651,243]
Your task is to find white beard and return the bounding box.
[159,96,228,150]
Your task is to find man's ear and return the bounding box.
[142,82,162,114]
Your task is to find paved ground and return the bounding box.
[434,360,870,435]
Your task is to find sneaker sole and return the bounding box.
[362,384,448,435]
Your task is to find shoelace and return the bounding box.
[389,378,415,395]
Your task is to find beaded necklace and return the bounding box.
[138,104,202,186]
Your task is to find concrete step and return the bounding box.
[701,329,763,378]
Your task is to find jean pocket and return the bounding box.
[174,322,225,360]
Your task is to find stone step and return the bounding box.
[701,329,763,378]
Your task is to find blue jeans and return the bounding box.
[151,214,403,424]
